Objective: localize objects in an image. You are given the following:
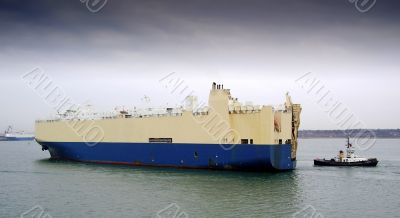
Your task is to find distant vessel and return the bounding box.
[314,137,378,167]
[35,83,302,171]
[0,126,34,141]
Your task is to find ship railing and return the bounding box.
[228,105,262,114]
[36,106,266,123]
[36,103,290,122]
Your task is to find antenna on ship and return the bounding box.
[6,125,12,134]
[347,136,350,148]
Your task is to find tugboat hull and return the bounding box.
[314,158,378,167]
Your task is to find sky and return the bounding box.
[0,0,399,131]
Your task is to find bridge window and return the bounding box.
[241,139,249,144]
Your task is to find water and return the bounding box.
[0,139,399,218]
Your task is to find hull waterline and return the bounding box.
[314,158,378,167]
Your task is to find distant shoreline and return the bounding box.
[299,129,400,138]
[299,137,400,139]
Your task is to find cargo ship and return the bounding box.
[35,83,302,171]
[0,126,34,141]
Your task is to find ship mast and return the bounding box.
[5,126,12,134]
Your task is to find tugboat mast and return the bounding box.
[347,136,350,148]
[346,137,354,158]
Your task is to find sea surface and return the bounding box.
[0,139,399,218]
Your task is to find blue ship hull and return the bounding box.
[37,141,296,171]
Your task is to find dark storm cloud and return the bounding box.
[0,0,399,76]
[2,0,400,29]
[2,0,400,40]
[0,0,398,64]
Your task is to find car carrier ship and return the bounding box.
[0,126,34,141]
[35,83,302,171]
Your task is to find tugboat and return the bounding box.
[314,137,378,167]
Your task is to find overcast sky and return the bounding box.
[0,0,399,131]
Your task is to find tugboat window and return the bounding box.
[278,139,282,144]
[194,151,199,159]
[250,139,253,144]
[241,139,249,144]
